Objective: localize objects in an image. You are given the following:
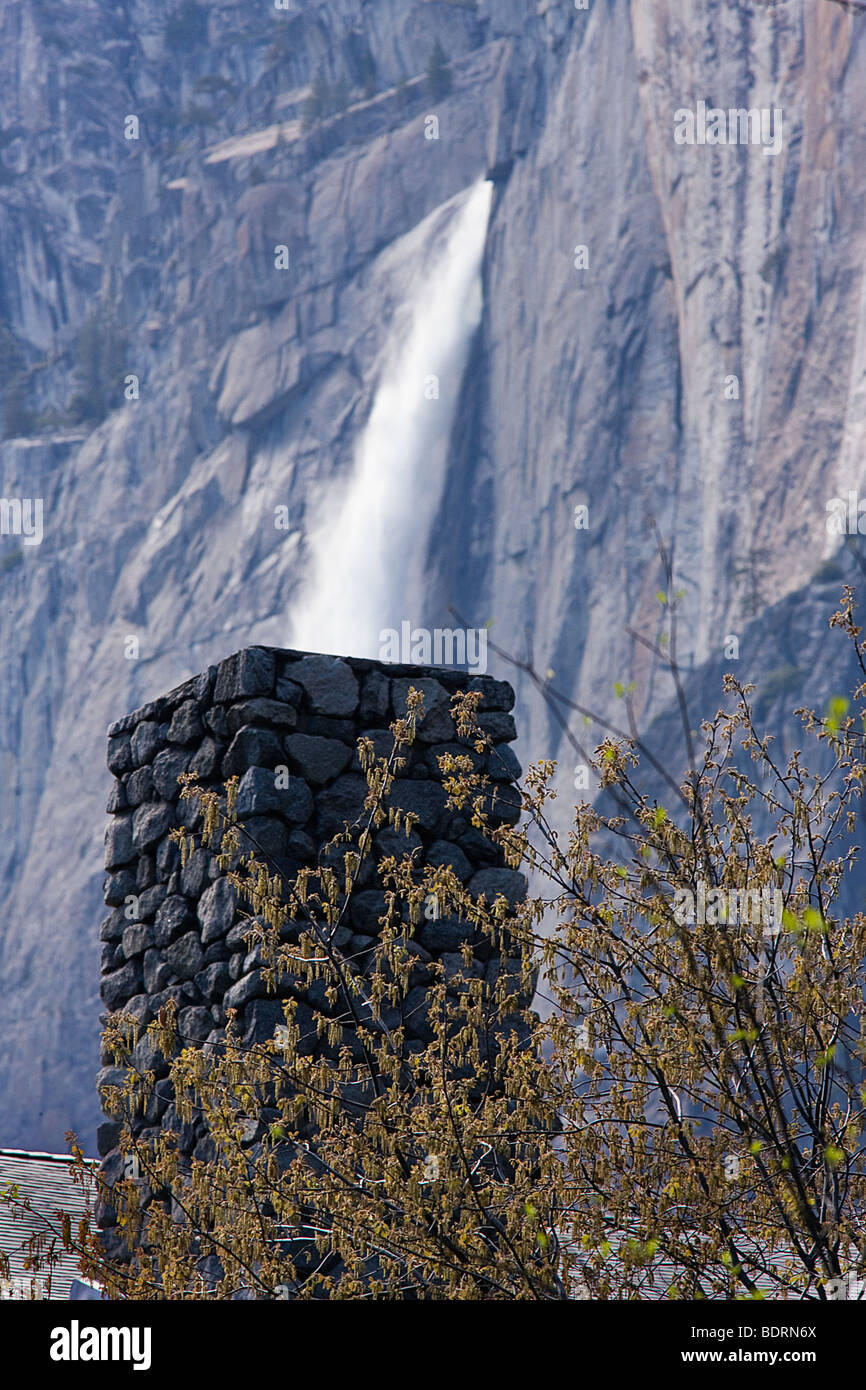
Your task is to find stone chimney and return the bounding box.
[95,647,528,1201]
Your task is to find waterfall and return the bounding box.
[290,178,493,657]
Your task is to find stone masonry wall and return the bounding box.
[95,647,528,1215]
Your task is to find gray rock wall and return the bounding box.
[95,646,528,1194]
[3,0,859,1155]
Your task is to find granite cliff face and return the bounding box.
[1,0,864,1148]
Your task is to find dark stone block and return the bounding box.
[240,998,283,1049]
[349,933,377,964]
[222,726,284,777]
[385,780,448,837]
[165,931,204,981]
[195,961,232,1001]
[226,918,257,952]
[478,712,518,743]
[426,839,473,883]
[99,910,126,943]
[104,869,137,907]
[391,676,449,719]
[226,699,297,735]
[178,1005,212,1044]
[95,1192,118,1230]
[154,895,192,947]
[235,766,313,822]
[441,952,486,990]
[144,948,172,994]
[359,670,390,723]
[136,854,157,890]
[188,736,220,779]
[350,890,388,934]
[191,666,217,704]
[102,959,144,1011]
[139,882,167,919]
[97,1228,132,1259]
[224,970,268,1012]
[144,1091,169,1125]
[275,672,303,705]
[241,815,293,863]
[286,827,317,864]
[178,796,203,832]
[473,784,522,828]
[152,747,191,800]
[327,923,354,952]
[467,677,515,712]
[284,733,352,784]
[315,774,368,838]
[456,827,503,866]
[405,939,434,981]
[304,714,356,741]
[242,941,268,974]
[121,922,153,958]
[467,868,527,908]
[96,1121,121,1158]
[149,985,186,1015]
[125,765,154,807]
[485,954,535,993]
[132,1031,169,1077]
[122,994,153,1027]
[415,705,457,745]
[104,815,134,870]
[132,801,174,850]
[168,699,203,745]
[204,706,229,739]
[180,847,211,897]
[373,827,423,864]
[214,647,276,703]
[194,1136,218,1165]
[403,985,435,1042]
[246,998,316,1054]
[106,782,126,813]
[488,743,522,781]
[350,728,400,775]
[316,841,374,889]
[418,917,474,952]
[360,1002,403,1036]
[107,733,133,775]
[156,836,180,881]
[130,720,162,767]
[290,655,359,716]
[197,878,237,944]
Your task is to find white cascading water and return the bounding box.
[290,178,493,657]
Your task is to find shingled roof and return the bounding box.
[0,1149,98,1300]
